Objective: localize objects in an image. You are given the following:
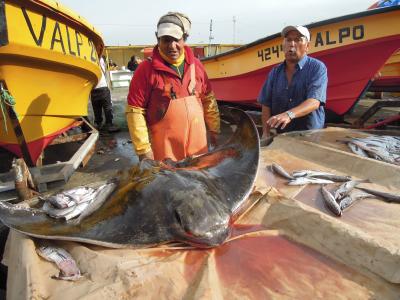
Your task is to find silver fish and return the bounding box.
[291,170,351,182]
[42,202,76,218]
[69,182,117,225]
[288,177,334,186]
[356,187,400,204]
[334,180,366,201]
[271,163,294,180]
[292,170,330,178]
[311,174,352,182]
[321,186,342,217]
[42,182,117,221]
[45,187,97,209]
[339,191,371,211]
[36,245,82,281]
[347,143,369,158]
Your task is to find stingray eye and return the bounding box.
[174,210,183,227]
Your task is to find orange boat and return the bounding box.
[0,0,103,166]
[202,6,400,116]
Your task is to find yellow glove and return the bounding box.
[125,105,152,155]
[202,91,220,134]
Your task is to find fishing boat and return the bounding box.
[0,0,104,166]
[369,49,400,92]
[367,2,400,92]
[202,6,400,116]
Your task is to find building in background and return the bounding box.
[105,44,241,68]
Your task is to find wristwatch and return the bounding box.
[286,110,296,120]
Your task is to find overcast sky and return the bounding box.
[61,0,376,46]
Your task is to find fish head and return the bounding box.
[169,185,231,248]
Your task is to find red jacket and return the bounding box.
[127,45,213,116]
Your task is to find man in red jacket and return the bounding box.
[126,12,220,161]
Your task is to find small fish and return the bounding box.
[292,170,341,178]
[347,142,369,158]
[321,186,342,217]
[311,174,351,182]
[271,163,294,180]
[42,202,77,218]
[45,187,97,209]
[334,180,366,201]
[68,182,117,225]
[42,182,117,221]
[292,170,330,178]
[288,177,334,186]
[339,191,371,211]
[36,245,82,281]
[356,187,400,204]
[291,170,351,182]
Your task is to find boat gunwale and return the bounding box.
[201,6,400,62]
[2,0,104,55]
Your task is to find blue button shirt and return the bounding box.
[257,55,328,133]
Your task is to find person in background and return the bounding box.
[258,25,327,140]
[126,12,220,161]
[127,55,140,72]
[108,58,118,70]
[90,56,120,133]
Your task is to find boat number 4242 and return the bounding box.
[257,25,365,62]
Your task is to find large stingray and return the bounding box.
[0,108,260,248]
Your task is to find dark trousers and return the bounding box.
[90,87,113,125]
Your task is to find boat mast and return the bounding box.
[208,19,214,56]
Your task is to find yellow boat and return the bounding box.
[370,49,400,92]
[0,0,104,166]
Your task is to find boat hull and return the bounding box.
[203,6,400,115]
[0,0,104,164]
[370,49,400,92]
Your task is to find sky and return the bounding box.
[60,0,377,46]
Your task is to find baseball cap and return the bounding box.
[281,25,310,42]
[157,12,191,40]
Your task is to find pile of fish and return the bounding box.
[320,181,370,217]
[271,163,400,217]
[40,182,117,222]
[0,108,260,248]
[345,135,400,165]
[271,163,352,185]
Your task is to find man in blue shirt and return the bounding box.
[258,25,328,138]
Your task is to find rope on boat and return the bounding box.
[0,88,17,133]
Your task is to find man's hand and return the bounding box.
[209,131,218,148]
[266,112,292,130]
[138,150,154,161]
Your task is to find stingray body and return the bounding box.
[0,109,259,248]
